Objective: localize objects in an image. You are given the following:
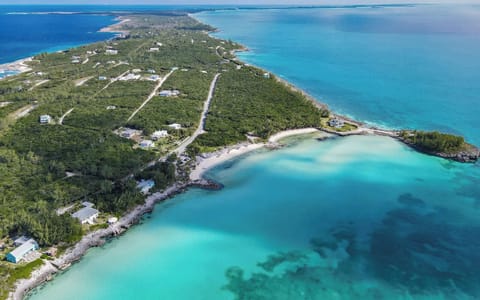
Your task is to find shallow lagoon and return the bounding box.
[29,135,480,299]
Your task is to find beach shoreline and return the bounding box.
[0,57,33,80]
[7,11,479,300]
[99,16,131,36]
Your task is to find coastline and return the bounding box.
[7,11,480,300]
[0,16,122,81]
[0,57,33,80]
[99,16,131,36]
[190,128,324,181]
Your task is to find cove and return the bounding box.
[28,135,480,299]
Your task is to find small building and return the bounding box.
[147,69,156,74]
[71,59,80,64]
[106,105,117,110]
[98,76,107,81]
[120,73,141,81]
[6,239,39,263]
[263,72,271,79]
[168,123,182,130]
[155,42,163,47]
[149,47,159,52]
[159,90,180,97]
[39,115,52,124]
[14,236,30,247]
[120,128,137,139]
[72,207,99,225]
[105,49,118,55]
[107,217,118,225]
[151,130,169,140]
[139,140,155,149]
[132,69,142,73]
[137,179,155,195]
[328,118,345,128]
[148,75,160,81]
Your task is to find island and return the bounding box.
[0,11,478,300]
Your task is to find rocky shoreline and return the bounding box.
[9,180,218,300]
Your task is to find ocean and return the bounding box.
[197,5,480,146]
[0,6,122,69]
[11,4,480,300]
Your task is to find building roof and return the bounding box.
[14,236,29,246]
[9,239,38,260]
[72,207,99,222]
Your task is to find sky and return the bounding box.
[0,0,477,5]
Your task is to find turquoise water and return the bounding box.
[196,5,480,146]
[29,135,480,299]
[26,5,480,300]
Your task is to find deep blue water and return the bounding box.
[0,9,117,66]
[197,5,480,146]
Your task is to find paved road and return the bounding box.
[173,73,220,155]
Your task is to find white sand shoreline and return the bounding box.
[190,128,321,181]
[0,57,33,79]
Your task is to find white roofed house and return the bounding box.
[6,238,39,263]
[159,90,180,97]
[105,49,118,55]
[148,47,159,52]
[151,130,169,141]
[139,140,155,149]
[72,207,99,225]
[328,118,345,129]
[168,123,182,130]
[39,114,52,124]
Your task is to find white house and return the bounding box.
[39,115,52,124]
[107,217,118,225]
[328,118,345,128]
[105,49,118,55]
[120,73,141,81]
[98,76,107,81]
[168,123,182,130]
[263,72,271,79]
[139,140,155,149]
[147,69,156,74]
[106,105,117,110]
[155,42,163,47]
[149,47,159,52]
[72,207,99,225]
[151,130,169,140]
[159,90,180,97]
[137,179,155,194]
[6,238,39,263]
[71,59,80,64]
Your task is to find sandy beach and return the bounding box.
[100,17,131,35]
[190,128,322,181]
[0,57,33,79]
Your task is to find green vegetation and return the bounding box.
[193,67,329,150]
[0,259,44,299]
[400,130,465,153]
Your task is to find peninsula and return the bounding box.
[0,11,478,300]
